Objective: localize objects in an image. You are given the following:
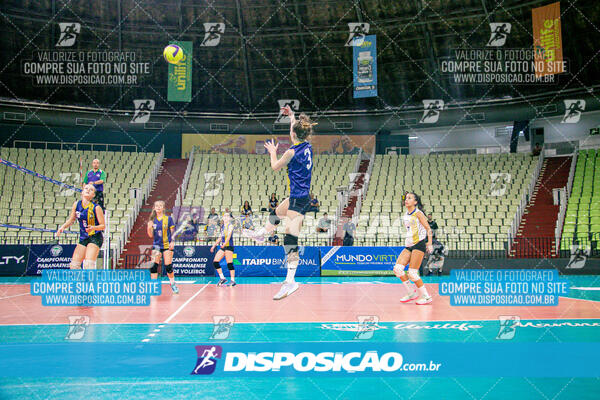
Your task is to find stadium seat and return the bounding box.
[0,147,160,249]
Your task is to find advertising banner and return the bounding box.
[181,133,375,158]
[532,2,564,77]
[0,245,29,276]
[169,245,215,276]
[320,246,404,276]
[353,34,377,98]
[2,342,600,377]
[167,41,193,102]
[26,244,76,276]
[216,246,320,277]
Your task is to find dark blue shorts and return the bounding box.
[288,196,311,215]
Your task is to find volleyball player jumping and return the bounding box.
[243,105,316,300]
[56,184,105,269]
[393,192,434,305]
[211,212,236,287]
[146,200,179,294]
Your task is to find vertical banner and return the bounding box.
[532,2,564,77]
[353,35,377,98]
[168,41,193,102]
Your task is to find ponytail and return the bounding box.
[293,113,317,141]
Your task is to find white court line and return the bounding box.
[2,316,600,327]
[163,283,210,324]
[0,292,29,300]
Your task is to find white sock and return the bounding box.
[218,270,225,279]
[286,260,298,283]
[169,276,175,285]
[418,285,430,297]
[402,280,414,293]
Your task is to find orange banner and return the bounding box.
[532,2,564,77]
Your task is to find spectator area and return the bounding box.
[182,151,357,242]
[0,147,159,248]
[356,153,538,249]
[562,148,600,250]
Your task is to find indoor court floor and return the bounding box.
[1,276,599,399]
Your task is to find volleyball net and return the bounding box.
[0,157,113,269]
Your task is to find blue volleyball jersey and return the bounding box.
[76,200,100,240]
[153,215,175,250]
[287,141,313,198]
[220,222,234,247]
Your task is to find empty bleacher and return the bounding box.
[561,148,600,251]
[0,147,160,251]
[181,149,358,244]
[356,153,538,252]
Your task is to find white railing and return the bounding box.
[508,149,545,250]
[175,146,195,207]
[332,150,365,245]
[353,146,375,223]
[114,146,164,265]
[14,140,138,152]
[554,147,578,255]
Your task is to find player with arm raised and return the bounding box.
[243,105,316,300]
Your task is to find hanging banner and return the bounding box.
[532,2,564,77]
[167,41,193,102]
[353,35,377,98]
[181,133,375,158]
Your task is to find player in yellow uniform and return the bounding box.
[57,184,105,269]
[393,192,434,305]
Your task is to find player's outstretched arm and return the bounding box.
[264,140,294,171]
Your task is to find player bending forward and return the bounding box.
[244,105,316,300]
